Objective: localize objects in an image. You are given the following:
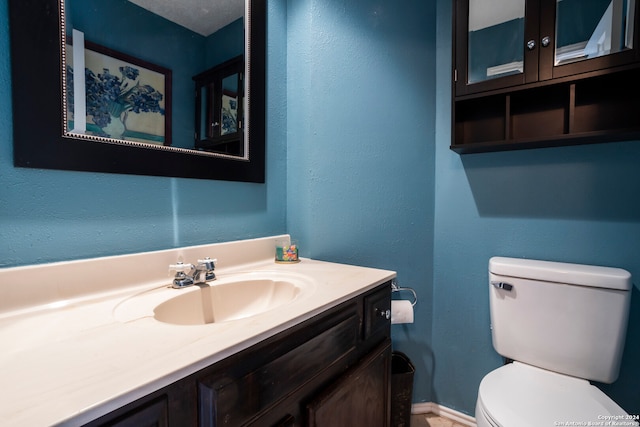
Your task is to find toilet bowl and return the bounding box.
[475,362,627,427]
[476,257,633,427]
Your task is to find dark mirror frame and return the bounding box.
[8,0,265,183]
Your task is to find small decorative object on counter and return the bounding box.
[275,239,300,263]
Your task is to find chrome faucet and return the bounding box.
[169,258,217,289]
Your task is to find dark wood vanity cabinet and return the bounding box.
[452,0,640,153]
[84,282,392,427]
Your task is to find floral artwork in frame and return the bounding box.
[66,40,172,146]
[221,92,239,136]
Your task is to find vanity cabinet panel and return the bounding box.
[452,0,640,153]
[197,312,360,426]
[91,397,169,427]
[364,287,392,340]
[83,378,197,427]
[196,283,391,427]
[81,281,392,427]
[306,339,391,427]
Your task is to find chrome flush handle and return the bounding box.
[491,281,513,291]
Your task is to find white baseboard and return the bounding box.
[411,402,477,427]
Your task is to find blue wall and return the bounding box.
[1,0,638,418]
[285,0,436,404]
[205,18,244,69]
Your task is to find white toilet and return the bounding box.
[475,257,633,427]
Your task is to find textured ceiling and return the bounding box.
[128,0,243,36]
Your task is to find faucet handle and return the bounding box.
[197,257,217,281]
[197,257,217,269]
[169,261,193,273]
[169,262,195,288]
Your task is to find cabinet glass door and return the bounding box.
[555,0,636,65]
[468,0,526,84]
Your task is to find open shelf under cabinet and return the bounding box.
[452,68,640,154]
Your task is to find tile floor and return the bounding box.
[411,413,469,427]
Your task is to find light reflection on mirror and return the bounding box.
[467,0,525,84]
[555,0,636,65]
[62,0,248,160]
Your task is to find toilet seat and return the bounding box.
[476,362,627,427]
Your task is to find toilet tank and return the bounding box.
[489,257,632,384]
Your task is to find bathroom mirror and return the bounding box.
[8,0,265,182]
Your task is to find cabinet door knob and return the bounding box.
[526,39,536,50]
[376,308,391,320]
[541,36,551,47]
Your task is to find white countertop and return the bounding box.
[0,236,395,426]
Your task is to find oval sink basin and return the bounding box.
[113,271,315,325]
[155,279,300,325]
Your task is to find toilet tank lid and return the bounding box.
[489,257,632,291]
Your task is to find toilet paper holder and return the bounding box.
[391,280,417,307]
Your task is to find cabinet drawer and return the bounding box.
[364,284,391,339]
[198,313,359,426]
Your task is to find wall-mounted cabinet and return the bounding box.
[193,56,245,156]
[452,0,640,153]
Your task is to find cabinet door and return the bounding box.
[539,0,640,80]
[455,0,639,96]
[306,339,391,427]
[455,0,541,96]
